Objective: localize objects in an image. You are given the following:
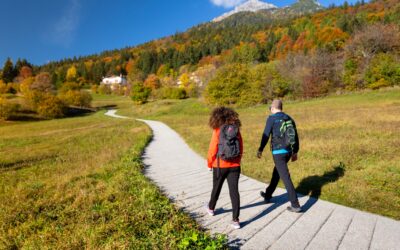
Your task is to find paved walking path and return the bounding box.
[104,109,131,119]
[105,111,400,249]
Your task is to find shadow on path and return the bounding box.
[296,162,346,212]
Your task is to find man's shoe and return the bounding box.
[287,206,302,213]
[260,191,271,203]
[231,220,241,229]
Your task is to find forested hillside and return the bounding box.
[1,0,399,118]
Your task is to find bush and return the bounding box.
[98,84,112,95]
[250,62,292,103]
[365,53,400,89]
[205,64,252,106]
[0,80,7,94]
[59,82,81,93]
[0,98,19,120]
[161,87,188,99]
[25,90,45,110]
[59,90,92,107]
[130,82,151,104]
[37,95,65,118]
[90,84,98,94]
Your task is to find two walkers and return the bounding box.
[206,100,302,230]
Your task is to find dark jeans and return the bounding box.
[265,153,300,208]
[209,166,241,221]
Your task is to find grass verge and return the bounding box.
[0,109,226,249]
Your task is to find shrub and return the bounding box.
[90,84,98,94]
[152,87,188,100]
[365,53,400,89]
[36,94,65,118]
[6,83,19,94]
[59,82,81,93]
[250,62,292,103]
[59,90,92,107]
[144,74,161,90]
[185,83,199,98]
[25,90,45,110]
[0,80,7,94]
[167,88,187,99]
[343,58,360,90]
[205,64,252,106]
[0,98,19,120]
[19,77,35,96]
[130,82,151,104]
[98,84,112,95]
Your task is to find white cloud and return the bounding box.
[50,0,81,47]
[210,0,246,8]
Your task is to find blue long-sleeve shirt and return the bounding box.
[258,112,299,155]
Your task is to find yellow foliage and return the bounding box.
[252,31,267,44]
[19,77,35,96]
[37,94,65,118]
[0,80,7,94]
[66,66,78,81]
[179,73,191,88]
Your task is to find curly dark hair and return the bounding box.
[209,107,241,129]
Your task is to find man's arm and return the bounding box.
[258,116,273,154]
[292,119,300,154]
[291,118,300,162]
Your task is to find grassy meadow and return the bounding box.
[0,98,226,249]
[120,88,400,220]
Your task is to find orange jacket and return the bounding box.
[207,128,243,168]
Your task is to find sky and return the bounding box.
[0,0,361,66]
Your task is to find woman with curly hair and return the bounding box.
[206,106,243,229]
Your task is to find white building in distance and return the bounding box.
[101,75,128,89]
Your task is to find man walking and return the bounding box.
[257,99,302,212]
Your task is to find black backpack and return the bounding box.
[217,124,240,161]
[272,116,297,151]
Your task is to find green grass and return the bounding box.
[120,88,400,220]
[0,102,226,249]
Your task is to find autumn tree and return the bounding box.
[130,81,151,104]
[66,65,78,82]
[19,66,33,79]
[144,74,161,90]
[31,72,54,93]
[205,64,253,106]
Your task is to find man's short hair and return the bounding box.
[271,99,283,110]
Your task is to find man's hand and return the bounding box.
[208,167,213,172]
[291,153,298,162]
[257,151,263,159]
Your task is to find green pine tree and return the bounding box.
[1,58,17,83]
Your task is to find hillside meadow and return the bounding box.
[0,101,226,249]
[119,88,400,219]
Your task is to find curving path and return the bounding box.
[106,110,400,249]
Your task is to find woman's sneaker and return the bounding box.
[231,220,241,229]
[260,191,271,203]
[205,205,214,216]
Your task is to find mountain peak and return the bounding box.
[212,0,277,22]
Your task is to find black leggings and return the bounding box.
[208,166,241,221]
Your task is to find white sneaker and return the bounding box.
[231,220,241,229]
[205,205,214,216]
